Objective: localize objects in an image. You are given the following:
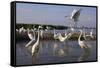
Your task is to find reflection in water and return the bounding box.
[78,47,91,61]
[53,40,58,56]
[57,48,65,56]
[53,40,70,57]
[32,54,38,64]
[16,40,96,65]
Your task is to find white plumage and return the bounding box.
[78,30,91,49]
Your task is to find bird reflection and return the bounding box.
[53,40,69,57]
[32,53,38,64]
[53,40,58,56]
[78,47,91,61]
[78,29,91,61]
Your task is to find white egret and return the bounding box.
[53,29,59,39]
[83,29,94,40]
[25,26,42,56]
[31,26,42,56]
[57,24,74,42]
[64,29,67,36]
[16,29,19,33]
[45,26,50,31]
[57,32,72,42]
[86,29,94,38]
[78,30,91,49]
[27,28,36,41]
[65,9,82,28]
[19,27,26,34]
[78,29,92,61]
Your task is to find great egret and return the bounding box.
[83,29,94,40]
[57,32,72,42]
[40,25,43,38]
[53,29,59,39]
[86,29,94,38]
[31,26,41,56]
[78,30,91,49]
[57,25,74,42]
[25,26,42,56]
[64,29,67,36]
[19,27,26,34]
[16,29,19,33]
[78,29,92,61]
[65,9,82,28]
[45,26,50,31]
[27,28,35,40]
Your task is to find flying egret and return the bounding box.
[65,9,82,28]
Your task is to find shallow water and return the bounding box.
[16,40,97,65]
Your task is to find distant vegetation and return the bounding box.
[16,23,96,30]
[16,23,68,30]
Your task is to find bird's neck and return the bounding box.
[54,29,56,35]
[38,28,40,40]
[34,31,36,40]
[36,28,40,44]
[78,31,82,42]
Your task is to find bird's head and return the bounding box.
[38,25,42,29]
[79,29,83,33]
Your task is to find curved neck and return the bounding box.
[38,28,40,40]
[34,30,35,40]
[78,30,82,42]
[54,29,55,34]
[36,28,40,43]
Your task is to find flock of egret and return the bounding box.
[16,8,95,59]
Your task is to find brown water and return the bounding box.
[16,40,97,66]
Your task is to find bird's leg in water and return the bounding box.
[78,48,91,61]
[32,53,38,64]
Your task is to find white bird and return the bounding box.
[57,32,72,42]
[45,26,50,31]
[25,26,42,56]
[16,29,19,33]
[83,29,94,40]
[65,9,82,28]
[39,26,44,38]
[53,29,59,39]
[19,27,26,34]
[78,29,91,49]
[78,29,91,61]
[31,26,42,56]
[64,29,67,36]
[27,28,36,41]
[57,24,74,42]
[86,29,94,38]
